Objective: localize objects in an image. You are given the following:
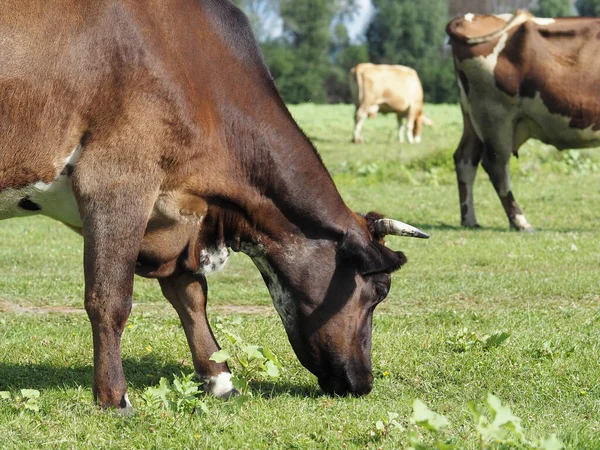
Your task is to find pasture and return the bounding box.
[1,103,599,448]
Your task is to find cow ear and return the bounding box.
[338,228,407,275]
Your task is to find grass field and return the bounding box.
[1,103,599,449]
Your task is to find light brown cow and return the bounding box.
[448,11,600,231]
[0,0,429,411]
[351,63,433,144]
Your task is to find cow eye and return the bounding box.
[374,281,389,302]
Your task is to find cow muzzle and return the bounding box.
[318,371,374,397]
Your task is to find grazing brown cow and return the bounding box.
[351,63,433,144]
[0,0,429,411]
[447,11,600,231]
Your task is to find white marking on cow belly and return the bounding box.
[494,13,514,22]
[532,18,555,26]
[464,13,474,22]
[197,245,229,275]
[201,372,235,398]
[0,145,82,226]
[522,93,600,148]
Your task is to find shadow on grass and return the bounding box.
[0,357,324,399]
[408,222,506,233]
[0,356,189,391]
[249,379,322,398]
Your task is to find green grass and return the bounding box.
[1,103,599,448]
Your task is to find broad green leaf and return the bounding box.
[173,377,184,395]
[225,332,240,345]
[265,360,280,378]
[390,420,403,430]
[228,394,250,413]
[197,402,209,415]
[539,434,565,450]
[411,399,449,432]
[387,411,399,421]
[231,375,249,394]
[375,420,385,431]
[0,391,10,400]
[145,377,171,403]
[210,349,232,363]
[20,389,40,399]
[484,332,511,348]
[485,393,522,429]
[262,347,283,368]
[23,398,40,412]
[242,345,264,360]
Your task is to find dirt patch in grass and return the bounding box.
[0,301,86,315]
[0,301,272,316]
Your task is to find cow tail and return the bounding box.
[349,67,361,106]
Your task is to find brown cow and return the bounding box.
[0,0,429,411]
[351,63,433,144]
[448,11,600,231]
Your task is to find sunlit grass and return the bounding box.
[0,104,599,448]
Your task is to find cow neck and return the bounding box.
[214,97,356,248]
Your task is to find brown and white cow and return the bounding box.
[448,11,600,231]
[0,0,429,411]
[351,63,433,144]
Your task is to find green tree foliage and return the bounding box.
[231,0,279,42]
[533,0,573,17]
[268,0,359,103]
[576,0,600,15]
[366,0,457,104]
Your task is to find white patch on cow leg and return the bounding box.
[197,244,229,275]
[407,121,415,144]
[513,213,533,231]
[415,134,422,144]
[202,372,235,398]
[354,114,367,142]
[398,123,406,143]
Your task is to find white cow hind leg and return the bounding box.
[353,108,368,143]
[481,148,534,232]
[406,121,415,144]
[397,116,406,143]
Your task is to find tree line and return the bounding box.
[233,0,600,105]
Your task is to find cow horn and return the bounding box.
[374,219,430,239]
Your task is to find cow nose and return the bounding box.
[319,372,373,396]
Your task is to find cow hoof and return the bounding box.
[353,138,364,144]
[201,372,238,399]
[107,394,134,416]
[114,404,135,416]
[461,222,481,229]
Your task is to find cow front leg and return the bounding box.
[481,149,533,232]
[158,272,235,398]
[396,114,406,143]
[75,172,156,411]
[454,113,484,228]
[353,107,368,143]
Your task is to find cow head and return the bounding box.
[243,212,428,396]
